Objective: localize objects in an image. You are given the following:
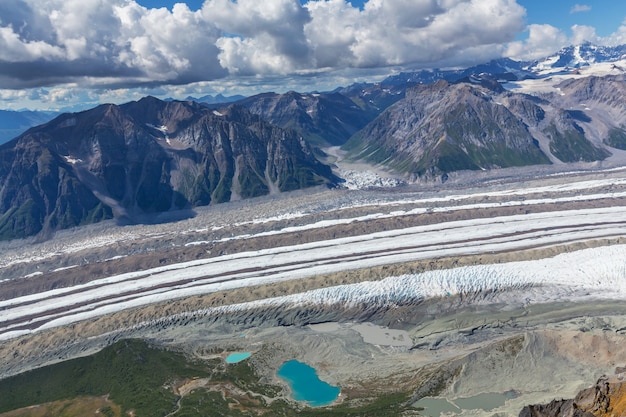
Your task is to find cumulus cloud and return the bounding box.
[506,24,568,60]
[570,4,592,14]
[305,0,525,69]
[0,0,530,91]
[0,0,226,88]
[605,24,626,47]
[570,24,599,45]
[202,0,312,75]
[506,21,626,61]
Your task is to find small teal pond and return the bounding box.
[277,360,340,407]
[225,352,251,364]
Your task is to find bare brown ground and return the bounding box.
[0,396,122,417]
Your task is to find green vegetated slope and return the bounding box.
[605,126,626,150]
[0,339,412,417]
[0,339,209,417]
[343,81,552,177]
[544,123,610,162]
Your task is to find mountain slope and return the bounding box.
[343,68,626,178]
[0,97,337,240]
[530,42,626,71]
[343,80,551,178]
[236,91,376,147]
[520,372,626,417]
[380,57,534,87]
[0,110,58,144]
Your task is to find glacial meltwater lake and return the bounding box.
[277,360,340,407]
[225,352,251,363]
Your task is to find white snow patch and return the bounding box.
[146,123,168,134]
[52,265,78,272]
[339,170,405,190]
[63,156,82,165]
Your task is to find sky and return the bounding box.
[1,0,626,111]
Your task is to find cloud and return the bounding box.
[305,0,526,69]
[202,0,312,75]
[506,21,626,62]
[505,24,568,60]
[570,24,598,45]
[570,4,591,14]
[5,0,626,111]
[0,0,227,89]
[0,0,529,91]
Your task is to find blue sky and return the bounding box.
[518,0,626,37]
[137,0,626,37]
[2,0,626,110]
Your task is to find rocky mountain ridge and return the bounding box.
[530,43,626,71]
[3,43,626,238]
[0,110,58,144]
[342,73,626,179]
[234,90,377,147]
[0,97,336,240]
[520,370,626,417]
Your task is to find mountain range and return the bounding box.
[0,110,58,145]
[2,42,626,239]
[0,98,336,240]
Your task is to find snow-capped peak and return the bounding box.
[529,43,626,71]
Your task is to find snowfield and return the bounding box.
[210,243,626,314]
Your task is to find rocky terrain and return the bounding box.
[0,97,336,240]
[235,90,378,147]
[2,156,626,416]
[343,79,551,177]
[520,370,626,417]
[2,43,626,241]
[2,43,626,416]
[343,73,626,180]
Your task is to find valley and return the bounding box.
[3,43,626,417]
[3,155,626,416]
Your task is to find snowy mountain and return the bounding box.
[380,57,534,86]
[529,42,626,71]
[0,97,337,240]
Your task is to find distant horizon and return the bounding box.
[4,40,622,114]
[2,0,626,111]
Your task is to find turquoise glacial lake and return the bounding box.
[277,360,340,407]
[225,352,251,364]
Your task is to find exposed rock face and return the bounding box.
[344,80,551,178]
[236,91,375,147]
[344,75,626,178]
[0,97,337,240]
[551,75,626,152]
[520,372,626,417]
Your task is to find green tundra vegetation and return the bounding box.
[605,126,626,150]
[0,339,413,417]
